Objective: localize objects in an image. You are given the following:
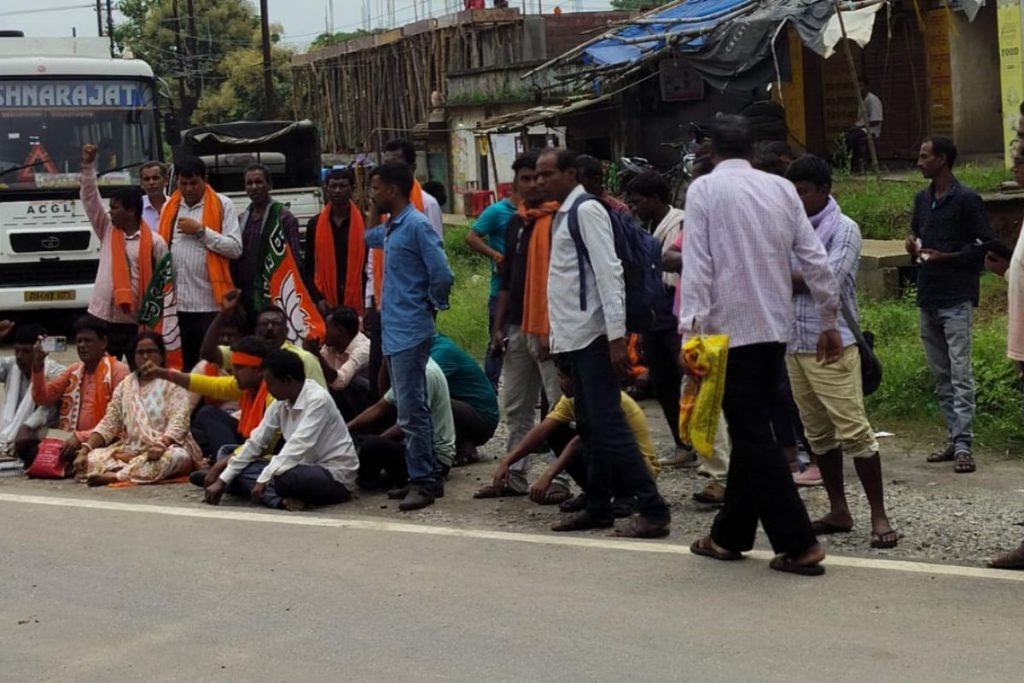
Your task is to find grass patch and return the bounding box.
[436,224,491,357]
[833,163,1010,240]
[861,273,1023,448]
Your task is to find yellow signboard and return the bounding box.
[998,0,1024,167]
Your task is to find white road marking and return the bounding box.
[2,492,1022,582]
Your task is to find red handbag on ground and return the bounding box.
[25,437,70,479]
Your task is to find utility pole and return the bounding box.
[186,0,200,101]
[260,0,275,119]
[95,0,103,36]
[105,0,114,56]
[171,0,187,117]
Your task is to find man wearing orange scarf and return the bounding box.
[79,144,168,360]
[475,151,571,502]
[156,157,241,370]
[31,315,130,462]
[142,335,275,489]
[303,168,367,316]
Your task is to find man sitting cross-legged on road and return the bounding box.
[491,359,660,514]
[0,321,64,466]
[347,357,456,493]
[143,335,275,487]
[204,350,359,511]
[303,305,373,421]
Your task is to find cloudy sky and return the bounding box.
[9,1,616,50]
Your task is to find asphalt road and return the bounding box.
[1,493,1021,682]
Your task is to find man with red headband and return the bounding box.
[141,335,276,499]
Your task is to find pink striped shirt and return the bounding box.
[678,159,838,348]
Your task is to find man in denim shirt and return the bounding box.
[365,162,454,510]
[904,136,992,474]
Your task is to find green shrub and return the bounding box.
[436,224,491,357]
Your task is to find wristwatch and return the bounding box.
[195,227,207,239]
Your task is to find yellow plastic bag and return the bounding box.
[677,334,729,458]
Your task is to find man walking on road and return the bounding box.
[681,116,841,576]
[904,137,992,474]
[364,162,454,511]
[537,148,670,538]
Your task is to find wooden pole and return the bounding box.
[487,132,500,193]
[832,0,880,179]
[260,0,275,119]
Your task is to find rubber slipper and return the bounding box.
[811,519,853,535]
[769,554,825,576]
[689,537,742,561]
[613,515,670,539]
[870,530,901,549]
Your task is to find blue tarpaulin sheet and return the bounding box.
[581,0,756,66]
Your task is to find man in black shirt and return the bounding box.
[904,136,992,473]
[303,168,367,317]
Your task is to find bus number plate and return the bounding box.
[24,290,74,302]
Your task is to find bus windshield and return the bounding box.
[0,78,159,193]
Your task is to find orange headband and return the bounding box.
[231,352,264,368]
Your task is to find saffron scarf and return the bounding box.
[520,201,560,337]
[58,356,114,432]
[157,184,233,304]
[313,201,366,314]
[110,221,154,312]
[237,381,269,438]
[371,180,426,307]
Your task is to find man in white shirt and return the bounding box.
[204,349,358,511]
[304,305,373,420]
[681,115,842,577]
[140,160,168,229]
[845,78,883,173]
[0,321,63,465]
[157,156,242,369]
[537,148,670,539]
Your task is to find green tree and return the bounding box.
[309,28,380,49]
[610,0,673,9]
[114,0,292,125]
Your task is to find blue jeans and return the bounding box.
[386,339,438,486]
[484,294,503,390]
[920,302,974,452]
[566,336,670,522]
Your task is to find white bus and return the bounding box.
[0,35,164,312]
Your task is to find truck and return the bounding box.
[175,120,324,233]
[0,34,166,313]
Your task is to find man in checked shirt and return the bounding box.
[682,116,843,577]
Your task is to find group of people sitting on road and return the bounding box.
[5,114,1024,576]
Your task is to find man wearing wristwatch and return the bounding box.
[157,157,242,369]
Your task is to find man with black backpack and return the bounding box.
[535,148,670,538]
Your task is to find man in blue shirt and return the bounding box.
[365,162,454,511]
[465,193,516,389]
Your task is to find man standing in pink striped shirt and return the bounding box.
[681,116,842,577]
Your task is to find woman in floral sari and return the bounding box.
[75,332,203,486]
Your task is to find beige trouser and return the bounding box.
[785,345,878,459]
[502,325,568,492]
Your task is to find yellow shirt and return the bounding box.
[546,392,660,476]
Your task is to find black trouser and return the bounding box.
[356,434,452,487]
[548,422,587,491]
[451,399,498,447]
[105,322,139,361]
[273,465,351,507]
[710,343,817,556]
[331,376,376,422]
[364,309,384,398]
[566,335,669,522]
[178,312,218,371]
[190,405,240,460]
[844,127,869,172]
[771,373,811,453]
[643,328,683,447]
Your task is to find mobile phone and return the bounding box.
[42,336,67,353]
